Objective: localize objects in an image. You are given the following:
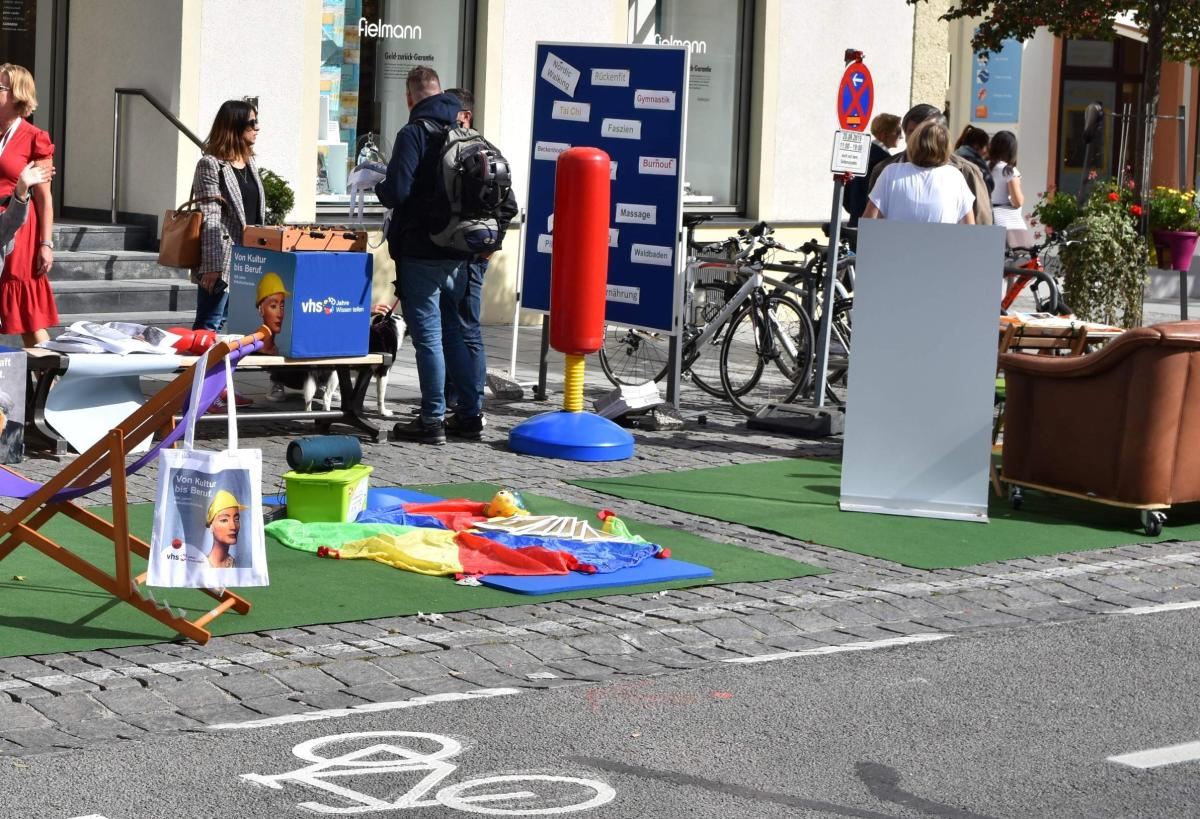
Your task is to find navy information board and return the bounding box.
[520,42,688,334]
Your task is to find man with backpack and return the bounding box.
[376,66,514,445]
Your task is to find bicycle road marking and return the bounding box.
[1108,740,1200,769]
[244,730,615,815]
[722,632,950,665]
[208,687,522,731]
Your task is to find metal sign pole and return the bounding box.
[812,176,846,410]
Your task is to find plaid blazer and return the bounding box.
[191,154,266,282]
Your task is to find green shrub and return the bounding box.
[1060,203,1148,329]
[1032,190,1078,233]
[258,168,295,226]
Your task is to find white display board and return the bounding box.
[840,219,1006,522]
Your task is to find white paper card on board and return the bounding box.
[615,203,656,224]
[541,52,581,97]
[547,214,554,232]
[552,100,591,122]
[610,162,618,180]
[609,228,619,247]
[537,234,553,253]
[601,118,642,139]
[634,89,676,110]
[607,284,641,304]
[592,68,630,87]
[639,156,677,176]
[839,219,1006,523]
[534,141,571,161]
[631,243,673,266]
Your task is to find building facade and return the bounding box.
[7,3,1197,323]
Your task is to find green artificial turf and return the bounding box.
[0,482,824,657]
[571,458,1200,570]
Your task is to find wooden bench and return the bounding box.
[24,348,392,457]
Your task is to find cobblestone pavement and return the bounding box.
[4,327,1200,757]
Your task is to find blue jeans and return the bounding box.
[399,258,483,423]
[193,281,229,331]
[443,258,487,415]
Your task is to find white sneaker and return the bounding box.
[267,382,287,403]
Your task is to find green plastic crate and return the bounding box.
[283,464,373,523]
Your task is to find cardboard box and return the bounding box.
[228,247,372,358]
[0,346,26,463]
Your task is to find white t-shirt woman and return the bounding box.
[864,120,976,226]
[866,162,975,224]
[989,160,1026,230]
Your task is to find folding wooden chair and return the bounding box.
[991,323,1088,495]
[0,328,270,645]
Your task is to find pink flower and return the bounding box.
[1087,170,1098,180]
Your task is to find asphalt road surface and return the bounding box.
[4,608,1199,819]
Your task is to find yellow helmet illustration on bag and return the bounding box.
[255,272,289,306]
[207,489,248,526]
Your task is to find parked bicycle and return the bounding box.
[777,236,855,396]
[598,221,817,415]
[1002,225,1085,316]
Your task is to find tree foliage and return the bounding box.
[911,1,1200,228]
[910,1,1200,63]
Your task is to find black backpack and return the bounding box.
[418,120,513,254]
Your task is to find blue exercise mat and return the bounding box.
[263,486,443,510]
[478,558,714,595]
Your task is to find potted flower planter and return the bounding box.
[1153,229,1200,272]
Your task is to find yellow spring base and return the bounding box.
[563,354,585,412]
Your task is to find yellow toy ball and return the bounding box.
[486,489,529,518]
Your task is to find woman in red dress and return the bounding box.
[0,64,56,345]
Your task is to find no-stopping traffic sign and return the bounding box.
[837,61,874,131]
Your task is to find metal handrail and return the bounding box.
[110,88,204,223]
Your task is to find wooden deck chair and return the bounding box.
[0,327,270,645]
[991,324,1088,496]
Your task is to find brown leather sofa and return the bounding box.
[1000,321,1200,534]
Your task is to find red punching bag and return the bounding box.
[549,147,612,356]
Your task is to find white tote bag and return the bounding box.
[147,348,268,588]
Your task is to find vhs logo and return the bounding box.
[301,297,338,315]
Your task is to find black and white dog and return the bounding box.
[301,306,404,416]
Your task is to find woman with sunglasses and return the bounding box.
[191,99,266,332]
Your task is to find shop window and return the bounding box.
[318,0,475,207]
[627,0,753,212]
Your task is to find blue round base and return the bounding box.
[509,411,635,462]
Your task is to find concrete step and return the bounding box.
[50,278,196,315]
[53,220,154,252]
[51,249,190,282]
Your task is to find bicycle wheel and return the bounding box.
[437,774,616,815]
[719,293,813,416]
[597,325,668,386]
[685,282,732,397]
[826,296,852,387]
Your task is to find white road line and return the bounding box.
[722,633,950,665]
[1106,599,1200,617]
[1108,741,1200,769]
[208,687,522,731]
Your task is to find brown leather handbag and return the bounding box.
[158,196,225,269]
